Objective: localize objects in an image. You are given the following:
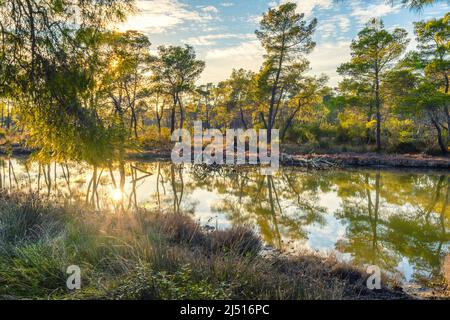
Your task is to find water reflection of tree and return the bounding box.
[384,175,450,284]
[334,170,450,284]
[334,172,401,274]
[3,157,450,283]
[149,163,195,215]
[188,166,327,250]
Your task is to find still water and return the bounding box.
[1,157,449,286]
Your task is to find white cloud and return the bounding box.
[116,0,213,34]
[220,2,234,7]
[268,1,278,7]
[202,5,219,13]
[317,15,351,38]
[201,38,353,86]
[205,40,263,60]
[307,40,352,86]
[184,33,256,46]
[247,14,261,24]
[338,16,351,32]
[201,40,264,83]
[350,2,402,24]
[280,0,333,17]
[200,37,352,86]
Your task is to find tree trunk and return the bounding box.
[445,105,450,150]
[239,106,248,130]
[156,115,162,146]
[367,103,373,144]
[179,104,184,130]
[281,102,301,142]
[280,120,292,142]
[445,74,449,150]
[131,108,138,139]
[170,103,176,134]
[267,40,286,144]
[6,103,11,130]
[177,93,184,130]
[119,161,126,193]
[431,116,447,155]
[375,67,381,152]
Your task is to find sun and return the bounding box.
[111,188,123,201]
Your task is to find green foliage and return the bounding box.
[385,12,449,154]
[338,18,410,151]
[337,110,368,141]
[112,264,231,300]
[0,1,448,159]
[0,0,135,163]
[139,126,172,149]
[0,242,68,298]
[256,2,317,58]
[385,117,415,151]
[150,45,205,132]
[0,128,6,140]
[255,2,318,134]
[152,45,205,94]
[401,0,448,11]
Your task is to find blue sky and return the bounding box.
[117,0,449,86]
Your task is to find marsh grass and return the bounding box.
[0,192,407,300]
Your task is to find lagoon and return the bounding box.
[1,157,449,288]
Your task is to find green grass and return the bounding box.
[0,193,407,300]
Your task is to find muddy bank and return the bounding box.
[288,153,450,170]
[0,145,32,156]
[128,149,172,161]
[4,147,449,170]
[129,150,450,170]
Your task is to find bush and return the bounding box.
[337,110,367,143]
[148,213,262,257]
[0,128,6,140]
[0,194,64,246]
[111,263,231,300]
[208,227,262,256]
[139,126,172,149]
[0,241,68,298]
[385,118,415,152]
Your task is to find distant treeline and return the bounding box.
[0,0,448,163]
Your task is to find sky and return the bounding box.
[116,0,449,86]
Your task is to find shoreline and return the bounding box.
[284,152,450,170]
[128,150,450,170]
[2,146,449,170]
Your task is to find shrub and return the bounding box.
[0,194,64,246]
[385,118,415,152]
[0,128,6,140]
[148,213,262,257]
[110,263,231,300]
[208,226,262,257]
[0,241,68,298]
[139,126,172,149]
[337,110,367,143]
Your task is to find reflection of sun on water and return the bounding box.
[111,188,123,201]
